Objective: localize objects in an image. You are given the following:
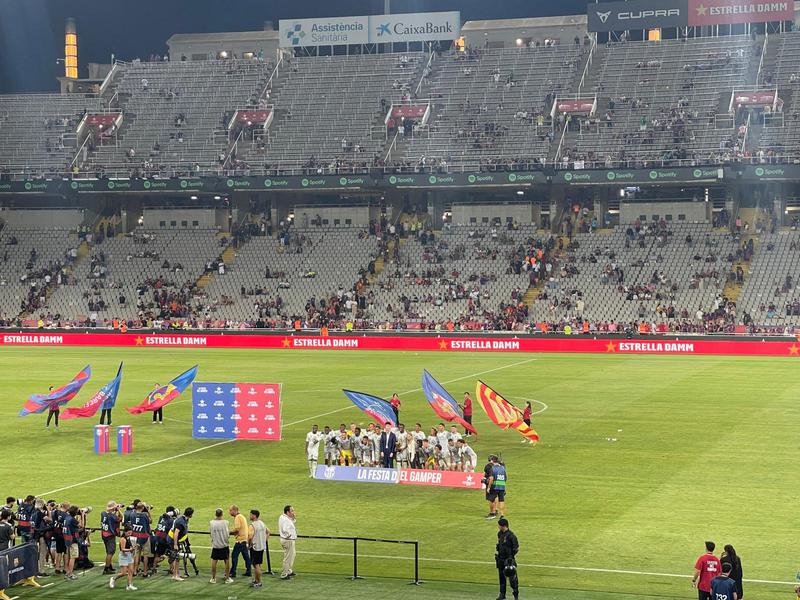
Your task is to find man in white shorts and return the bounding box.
[305,425,324,478]
[458,438,478,472]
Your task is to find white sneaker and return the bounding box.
[224,577,234,584]
[126,584,138,591]
[172,575,185,582]
[209,578,216,584]
[109,576,115,589]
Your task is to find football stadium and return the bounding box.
[1,1,800,599]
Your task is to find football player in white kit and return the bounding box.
[305,424,325,477]
[323,426,339,466]
[457,438,478,472]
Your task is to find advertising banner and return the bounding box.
[588,0,688,32]
[2,331,800,357]
[279,16,369,48]
[314,465,483,488]
[556,99,596,113]
[733,90,776,105]
[688,0,794,25]
[0,543,38,589]
[367,11,461,44]
[192,382,281,440]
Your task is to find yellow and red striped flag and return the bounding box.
[475,380,539,443]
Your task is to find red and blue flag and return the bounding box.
[19,365,91,417]
[342,389,397,427]
[62,363,123,420]
[127,365,198,415]
[422,370,477,435]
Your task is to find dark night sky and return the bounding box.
[0,0,592,94]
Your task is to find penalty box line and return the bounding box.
[38,357,536,496]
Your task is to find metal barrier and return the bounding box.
[87,527,421,584]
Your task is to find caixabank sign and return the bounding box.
[588,0,688,32]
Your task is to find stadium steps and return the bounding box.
[195,234,238,290]
[723,235,758,302]
[522,283,544,309]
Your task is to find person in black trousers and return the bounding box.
[100,407,113,425]
[721,544,743,599]
[45,387,59,429]
[151,383,163,424]
[495,517,519,600]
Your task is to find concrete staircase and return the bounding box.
[194,233,236,290]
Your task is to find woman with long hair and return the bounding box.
[721,544,743,599]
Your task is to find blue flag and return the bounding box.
[342,390,397,427]
[61,363,122,420]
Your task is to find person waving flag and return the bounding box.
[19,365,91,417]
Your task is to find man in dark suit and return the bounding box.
[379,422,397,468]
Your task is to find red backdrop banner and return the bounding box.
[1,332,799,357]
[688,0,794,26]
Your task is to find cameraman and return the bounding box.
[31,498,51,576]
[62,505,80,581]
[0,510,14,551]
[100,501,122,575]
[495,517,519,600]
[52,502,68,574]
[130,502,152,576]
[151,506,177,574]
[16,495,34,543]
[486,455,507,520]
[168,507,193,582]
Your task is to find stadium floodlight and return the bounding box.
[214,195,221,201]
[516,190,524,196]
[515,38,523,46]
[190,195,198,200]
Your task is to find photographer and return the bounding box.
[151,506,177,574]
[168,507,193,582]
[130,502,152,576]
[32,498,52,576]
[52,502,68,574]
[62,505,80,581]
[495,517,519,600]
[100,501,122,575]
[0,509,14,551]
[485,455,507,520]
[16,495,34,543]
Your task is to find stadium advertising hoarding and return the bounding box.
[279,12,460,48]
[687,0,794,25]
[279,16,369,48]
[313,465,484,489]
[556,99,596,113]
[192,382,281,440]
[587,0,688,32]
[733,90,777,105]
[5,165,800,196]
[0,543,38,589]
[368,12,461,44]
[2,332,800,357]
[559,166,722,184]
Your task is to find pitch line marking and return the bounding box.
[36,357,536,495]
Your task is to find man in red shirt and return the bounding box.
[692,541,721,600]
[460,392,473,436]
[389,393,401,422]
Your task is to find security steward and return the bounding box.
[495,517,519,600]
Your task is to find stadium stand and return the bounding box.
[561,35,759,169]
[84,59,274,177]
[394,44,585,172]
[0,94,104,178]
[235,52,426,175]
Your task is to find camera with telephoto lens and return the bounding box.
[167,547,196,562]
[80,506,92,515]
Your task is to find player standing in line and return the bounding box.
[369,424,381,466]
[447,439,460,471]
[448,424,462,444]
[395,426,409,468]
[458,438,478,472]
[351,427,363,465]
[418,438,434,468]
[436,423,450,451]
[305,425,324,477]
[322,426,337,466]
[359,435,374,466]
[411,423,426,467]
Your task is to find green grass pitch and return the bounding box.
[1,346,798,599]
